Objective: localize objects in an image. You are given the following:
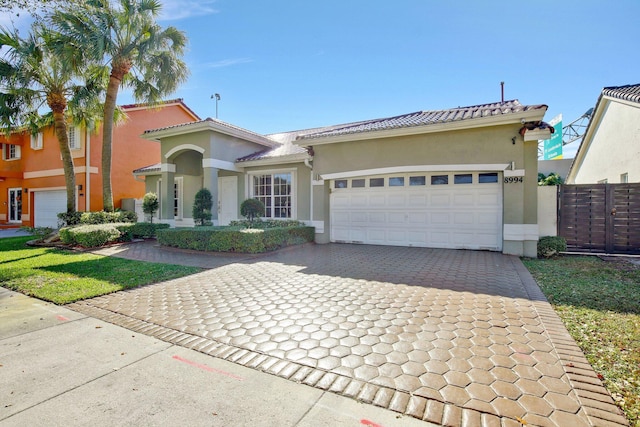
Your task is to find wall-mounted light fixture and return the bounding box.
[23,188,28,193]
[78,184,84,197]
[512,137,517,145]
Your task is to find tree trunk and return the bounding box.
[101,72,121,212]
[52,109,76,215]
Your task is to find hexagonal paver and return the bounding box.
[440,385,470,406]
[518,395,554,417]
[443,370,472,388]
[466,383,497,403]
[491,397,526,419]
[307,347,329,360]
[372,342,394,355]
[364,352,387,367]
[491,380,522,400]
[514,378,547,398]
[418,373,447,391]
[490,366,518,383]
[354,365,380,382]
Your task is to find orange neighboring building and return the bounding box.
[0,99,199,228]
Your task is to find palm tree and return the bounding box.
[52,0,189,212]
[0,24,103,216]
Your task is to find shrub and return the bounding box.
[157,226,314,253]
[240,198,265,226]
[193,188,213,226]
[57,211,82,227]
[229,219,306,229]
[78,211,137,224]
[59,223,132,248]
[142,192,159,223]
[128,222,170,238]
[537,236,567,258]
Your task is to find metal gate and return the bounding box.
[558,184,640,254]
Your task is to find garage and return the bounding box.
[34,190,67,228]
[330,171,502,250]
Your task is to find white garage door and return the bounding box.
[34,190,67,228]
[330,172,502,250]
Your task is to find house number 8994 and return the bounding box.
[504,176,523,183]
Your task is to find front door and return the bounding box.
[218,176,238,226]
[8,188,22,223]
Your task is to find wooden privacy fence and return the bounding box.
[558,184,640,254]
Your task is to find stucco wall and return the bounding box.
[572,100,640,184]
[537,185,558,237]
[307,123,539,255]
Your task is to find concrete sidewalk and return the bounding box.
[0,287,432,426]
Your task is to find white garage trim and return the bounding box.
[330,171,503,251]
[322,164,511,180]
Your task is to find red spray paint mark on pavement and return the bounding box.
[56,315,70,321]
[360,420,384,427]
[172,355,244,381]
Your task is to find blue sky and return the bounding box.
[6,0,640,157]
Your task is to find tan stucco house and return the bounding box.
[566,83,640,184]
[135,99,550,257]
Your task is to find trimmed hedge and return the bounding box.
[128,222,170,238]
[60,223,131,248]
[157,226,315,253]
[58,210,137,227]
[228,219,306,229]
[59,222,170,248]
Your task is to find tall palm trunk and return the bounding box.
[50,104,76,214]
[102,61,129,212]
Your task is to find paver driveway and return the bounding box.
[70,243,626,426]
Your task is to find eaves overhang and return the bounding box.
[142,119,278,149]
[235,152,310,168]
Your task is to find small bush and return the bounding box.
[142,192,159,223]
[240,199,265,225]
[58,211,82,227]
[537,236,567,258]
[193,188,213,226]
[59,223,132,248]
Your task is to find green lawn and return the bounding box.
[0,236,202,304]
[522,256,640,426]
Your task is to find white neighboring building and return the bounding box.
[566,83,640,184]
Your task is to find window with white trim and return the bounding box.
[30,132,43,150]
[173,177,183,219]
[251,172,293,218]
[2,144,20,160]
[68,126,80,150]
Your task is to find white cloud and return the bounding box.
[158,0,219,21]
[203,58,253,69]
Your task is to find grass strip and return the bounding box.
[0,236,202,304]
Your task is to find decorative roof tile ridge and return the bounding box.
[602,83,640,104]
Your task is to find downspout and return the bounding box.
[304,156,313,222]
[85,129,90,211]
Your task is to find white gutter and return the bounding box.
[85,129,90,211]
[304,158,313,222]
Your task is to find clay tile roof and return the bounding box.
[133,163,161,174]
[236,143,308,163]
[602,83,640,104]
[298,100,546,140]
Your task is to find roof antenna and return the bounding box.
[500,81,505,103]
